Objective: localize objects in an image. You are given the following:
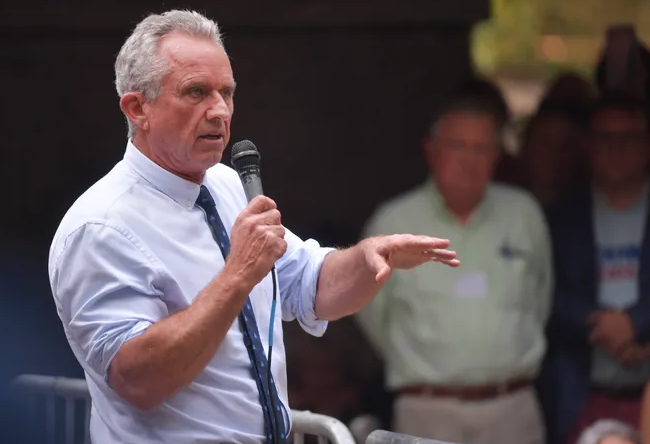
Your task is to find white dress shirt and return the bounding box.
[48,140,333,444]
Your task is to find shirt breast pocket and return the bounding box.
[496,248,535,310]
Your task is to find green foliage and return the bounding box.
[472,0,649,79]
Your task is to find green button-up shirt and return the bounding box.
[357,180,553,389]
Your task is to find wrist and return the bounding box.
[218,262,254,298]
[359,236,381,257]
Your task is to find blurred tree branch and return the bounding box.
[471,0,648,80]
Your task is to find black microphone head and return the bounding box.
[231,139,260,171]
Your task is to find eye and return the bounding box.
[189,87,205,98]
[221,88,234,100]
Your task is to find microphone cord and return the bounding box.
[267,265,282,444]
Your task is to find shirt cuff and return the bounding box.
[297,241,336,337]
[101,320,152,383]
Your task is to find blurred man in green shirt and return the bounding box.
[357,95,553,444]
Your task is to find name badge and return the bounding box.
[454,272,488,299]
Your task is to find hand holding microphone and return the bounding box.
[227,140,284,444]
[225,140,287,286]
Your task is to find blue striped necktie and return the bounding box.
[195,185,288,443]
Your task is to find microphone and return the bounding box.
[230,139,263,202]
[230,139,284,443]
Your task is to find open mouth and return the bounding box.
[199,134,223,141]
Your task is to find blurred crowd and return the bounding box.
[286,30,650,444]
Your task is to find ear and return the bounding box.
[119,92,150,133]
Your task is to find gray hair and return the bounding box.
[114,10,225,137]
[576,419,641,444]
[428,95,504,139]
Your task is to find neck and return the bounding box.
[132,134,204,184]
[445,201,478,225]
[595,177,647,210]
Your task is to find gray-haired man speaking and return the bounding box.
[47,9,459,443]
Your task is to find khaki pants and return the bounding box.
[393,387,545,444]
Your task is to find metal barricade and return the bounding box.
[366,430,460,444]
[11,374,91,444]
[291,410,356,444]
[10,374,356,444]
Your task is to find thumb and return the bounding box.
[368,251,391,284]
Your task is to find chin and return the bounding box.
[195,146,224,164]
[202,154,222,168]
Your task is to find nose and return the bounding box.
[206,92,231,122]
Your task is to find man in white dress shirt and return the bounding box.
[47,9,459,444]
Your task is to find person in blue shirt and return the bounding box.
[47,9,459,444]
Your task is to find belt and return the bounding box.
[399,378,533,401]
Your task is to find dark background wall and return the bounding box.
[0,0,488,391]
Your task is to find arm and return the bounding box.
[274,233,380,325]
[314,235,459,321]
[544,219,597,345]
[547,287,595,344]
[614,272,650,362]
[314,240,382,321]
[313,210,396,323]
[110,267,251,410]
[52,223,252,411]
[53,197,285,411]
[354,216,395,355]
[627,296,650,343]
[274,215,405,349]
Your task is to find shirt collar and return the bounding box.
[123,139,201,211]
[426,176,490,227]
[592,177,650,211]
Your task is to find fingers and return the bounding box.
[243,195,277,215]
[435,258,461,267]
[424,248,457,261]
[392,235,455,260]
[235,198,286,255]
[367,251,391,284]
[370,234,459,271]
[250,209,282,227]
[391,236,456,257]
[396,235,451,250]
[265,225,286,239]
[601,338,628,355]
[239,201,284,237]
[251,214,286,253]
[421,247,460,267]
[424,248,456,259]
[621,347,644,366]
[272,237,288,258]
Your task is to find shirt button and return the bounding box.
[186,200,192,207]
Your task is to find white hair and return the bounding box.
[576,419,641,444]
[114,9,225,137]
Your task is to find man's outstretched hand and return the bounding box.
[314,234,460,320]
[363,234,460,284]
